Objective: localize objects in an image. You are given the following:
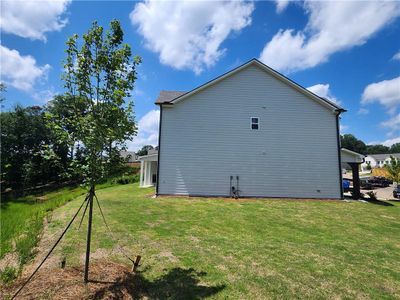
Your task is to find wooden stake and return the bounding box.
[132,255,141,272]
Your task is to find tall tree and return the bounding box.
[366,144,390,154]
[46,95,86,161]
[53,20,140,282]
[340,134,367,154]
[136,145,154,156]
[0,83,6,110]
[1,106,69,191]
[390,143,400,154]
[0,83,6,104]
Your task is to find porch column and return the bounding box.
[349,163,361,200]
[139,161,144,187]
[145,161,150,186]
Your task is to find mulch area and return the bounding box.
[1,261,140,299]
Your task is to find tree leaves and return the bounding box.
[384,156,400,184]
[54,19,140,186]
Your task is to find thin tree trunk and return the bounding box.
[84,185,95,283]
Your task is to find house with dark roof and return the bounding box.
[120,151,138,163]
[361,153,400,171]
[139,58,361,199]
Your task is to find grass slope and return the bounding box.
[0,181,121,272]
[32,183,400,299]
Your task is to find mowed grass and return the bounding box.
[32,184,400,298]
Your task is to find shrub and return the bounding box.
[111,174,139,185]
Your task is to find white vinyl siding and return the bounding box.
[158,64,341,199]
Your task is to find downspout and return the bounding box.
[155,105,163,196]
[335,109,345,199]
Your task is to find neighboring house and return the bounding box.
[120,151,139,167]
[141,59,350,199]
[361,153,400,171]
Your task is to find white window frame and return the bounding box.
[250,117,259,130]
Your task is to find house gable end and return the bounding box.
[158,59,345,114]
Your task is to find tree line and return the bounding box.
[1,20,139,196]
[340,134,400,155]
[0,100,132,193]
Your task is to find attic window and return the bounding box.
[251,117,259,130]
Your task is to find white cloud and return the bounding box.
[130,0,254,74]
[392,50,400,61]
[33,88,57,104]
[127,110,160,151]
[260,1,400,73]
[381,113,400,137]
[340,124,348,133]
[0,45,50,91]
[357,108,369,115]
[369,137,400,147]
[306,83,340,105]
[275,0,290,13]
[361,76,400,113]
[0,0,71,41]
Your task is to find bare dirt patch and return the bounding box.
[2,260,225,300]
[1,261,136,299]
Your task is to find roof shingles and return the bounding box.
[155,90,187,104]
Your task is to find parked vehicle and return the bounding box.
[393,186,400,199]
[360,178,374,190]
[371,176,391,187]
[375,176,392,185]
[361,177,391,189]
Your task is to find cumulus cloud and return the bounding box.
[33,88,57,104]
[130,0,254,74]
[306,83,340,105]
[381,113,400,137]
[361,76,400,113]
[260,1,400,73]
[0,0,71,41]
[357,108,369,115]
[127,110,160,151]
[369,137,400,147]
[392,50,400,61]
[275,0,290,13]
[0,45,50,91]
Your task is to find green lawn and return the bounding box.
[26,183,400,299]
[0,181,122,273]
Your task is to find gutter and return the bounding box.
[335,108,345,199]
[155,105,163,196]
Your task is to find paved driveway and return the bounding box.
[343,173,397,200]
[361,185,396,200]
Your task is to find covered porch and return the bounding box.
[341,148,365,199]
[139,152,158,188]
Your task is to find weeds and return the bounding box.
[0,178,138,284]
[0,266,17,284]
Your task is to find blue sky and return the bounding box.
[1,0,400,150]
